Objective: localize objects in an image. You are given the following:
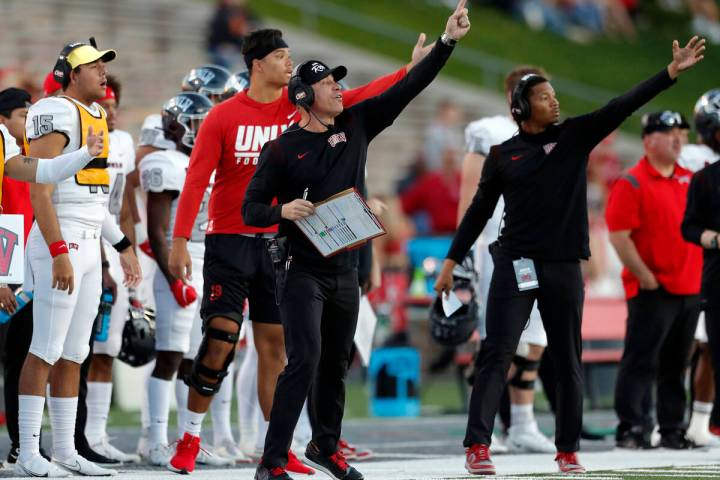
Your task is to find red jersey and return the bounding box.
[400,171,460,235]
[173,67,408,239]
[605,157,702,299]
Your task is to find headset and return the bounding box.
[53,37,98,87]
[510,73,543,123]
[287,61,314,109]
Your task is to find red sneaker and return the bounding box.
[287,449,315,475]
[339,439,374,461]
[167,433,201,474]
[465,444,495,475]
[555,451,586,474]
[710,425,720,437]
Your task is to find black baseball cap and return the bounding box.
[641,110,683,136]
[0,88,31,115]
[296,60,347,86]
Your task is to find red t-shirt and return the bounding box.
[605,157,702,299]
[173,67,408,239]
[1,143,33,244]
[400,171,460,235]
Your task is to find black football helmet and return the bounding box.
[117,299,156,367]
[181,64,234,104]
[162,92,213,150]
[429,274,479,347]
[694,89,720,152]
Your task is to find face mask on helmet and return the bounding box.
[181,64,234,103]
[162,92,213,149]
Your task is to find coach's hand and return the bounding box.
[170,238,193,282]
[53,254,74,294]
[434,259,457,297]
[119,247,142,288]
[0,286,18,314]
[408,33,435,71]
[667,36,706,79]
[281,199,315,221]
[86,126,105,157]
[445,0,471,41]
[171,279,198,308]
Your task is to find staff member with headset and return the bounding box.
[243,3,470,479]
[435,37,705,476]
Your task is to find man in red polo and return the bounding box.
[606,110,702,450]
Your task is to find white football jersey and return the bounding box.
[138,114,176,151]
[139,150,210,258]
[25,96,109,228]
[0,124,21,162]
[107,129,136,220]
[678,143,720,173]
[465,115,518,157]
[464,116,518,245]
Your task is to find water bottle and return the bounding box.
[0,289,33,324]
[94,288,114,342]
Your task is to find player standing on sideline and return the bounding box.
[16,40,141,477]
[83,76,140,463]
[243,3,471,479]
[436,36,705,475]
[459,65,555,454]
[167,25,435,475]
[681,90,720,445]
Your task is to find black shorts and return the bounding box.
[201,234,281,325]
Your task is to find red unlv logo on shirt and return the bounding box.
[328,132,347,147]
[0,227,19,277]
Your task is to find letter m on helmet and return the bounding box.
[0,227,18,276]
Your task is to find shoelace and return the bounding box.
[468,444,490,460]
[270,466,287,476]
[329,450,349,470]
[338,440,356,453]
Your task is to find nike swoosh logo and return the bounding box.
[298,152,309,159]
[511,155,523,161]
[287,112,297,119]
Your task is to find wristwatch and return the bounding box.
[440,32,457,46]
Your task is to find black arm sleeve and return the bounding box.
[682,169,710,245]
[242,142,285,227]
[446,148,503,263]
[354,39,455,141]
[569,68,676,149]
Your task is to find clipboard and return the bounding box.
[294,188,386,258]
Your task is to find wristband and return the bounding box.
[113,236,132,253]
[101,261,111,269]
[49,240,69,258]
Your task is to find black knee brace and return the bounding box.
[186,326,239,397]
[509,355,540,390]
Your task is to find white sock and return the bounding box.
[85,382,112,445]
[256,417,269,452]
[148,376,172,446]
[18,395,45,462]
[175,379,189,440]
[212,363,235,445]
[184,410,206,437]
[48,396,78,461]
[689,401,713,433]
[238,330,259,451]
[140,361,154,431]
[510,403,535,428]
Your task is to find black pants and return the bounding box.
[614,288,699,434]
[263,267,359,469]
[2,300,34,449]
[465,244,584,453]
[705,305,720,426]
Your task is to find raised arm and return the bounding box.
[573,36,705,148]
[356,0,470,140]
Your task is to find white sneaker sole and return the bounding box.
[464,461,496,475]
